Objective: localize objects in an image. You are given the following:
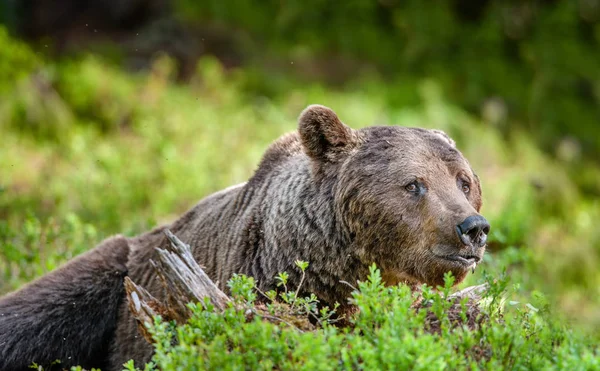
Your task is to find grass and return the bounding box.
[0,28,599,369]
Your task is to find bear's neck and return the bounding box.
[237,156,367,308]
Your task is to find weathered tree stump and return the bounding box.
[124,229,230,343]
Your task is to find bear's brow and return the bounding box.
[424,134,462,162]
[439,147,462,163]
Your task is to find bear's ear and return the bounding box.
[430,129,456,148]
[298,105,358,161]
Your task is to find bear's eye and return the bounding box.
[462,183,470,194]
[405,182,419,193]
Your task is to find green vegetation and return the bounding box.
[122,267,599,370]
[176,0,600,178]
[0,16,599,369]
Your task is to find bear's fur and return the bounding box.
[0,105,488,371]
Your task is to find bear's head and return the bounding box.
[298,105,490,287]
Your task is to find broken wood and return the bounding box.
[125,229,230,343]
[124,277,165,343]
[449,283,489,301]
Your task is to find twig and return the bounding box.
[339,280,358,292]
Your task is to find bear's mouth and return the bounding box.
[438,254,481,268]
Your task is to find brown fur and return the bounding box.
[0,105,488,370]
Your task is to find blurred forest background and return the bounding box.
[0,0,599,336]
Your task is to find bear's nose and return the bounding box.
[456,215,490,247]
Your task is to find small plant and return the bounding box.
[241,260,341,328]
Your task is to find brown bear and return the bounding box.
[0,105,490,371]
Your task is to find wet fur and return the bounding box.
[0,105,484,370]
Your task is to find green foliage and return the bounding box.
[55,57,142,133]
[121,268,598,371]
[175,0,600,168]
[0,213,97,293]
[0,27,40,93]
[266,261,336,325]
[228,274,257,305]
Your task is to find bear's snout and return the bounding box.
[456,215,490,248]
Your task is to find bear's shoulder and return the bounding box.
[248,132,305,184]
